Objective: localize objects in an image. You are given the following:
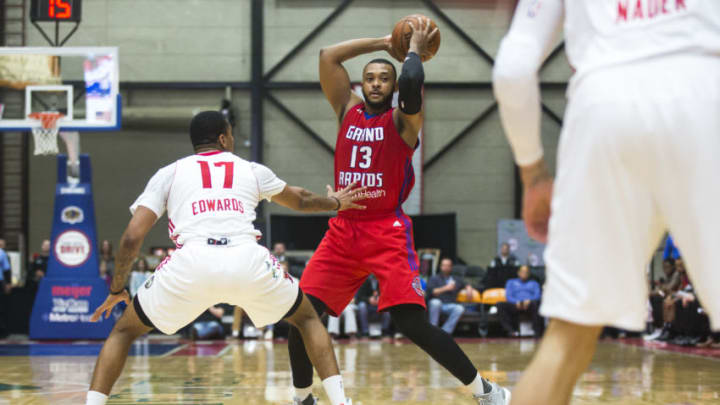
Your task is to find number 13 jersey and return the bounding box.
[335,103,416,219]
[130,150,287,247]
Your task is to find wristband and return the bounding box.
[331,196,341,211]
[110,287,126,295]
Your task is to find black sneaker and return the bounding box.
[292,394,318,405]
[654,327,674,342]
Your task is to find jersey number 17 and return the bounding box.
[197,161,234,188]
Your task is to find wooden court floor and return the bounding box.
[0,338,718,404]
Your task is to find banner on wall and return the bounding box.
[497,219,546,266]
[352,85,424,215]
[29,154,119,339]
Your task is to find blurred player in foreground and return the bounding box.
[493,0,720,403]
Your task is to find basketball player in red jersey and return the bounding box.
[288,18,510,405]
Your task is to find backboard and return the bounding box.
[0,47,120,132]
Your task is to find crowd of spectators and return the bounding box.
[2,234,717,348]
[646,253,718,347]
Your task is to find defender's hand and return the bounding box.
[520,160,553,244]
[327,182,368,211]
[91,290,130,322]
[407,17,439,58]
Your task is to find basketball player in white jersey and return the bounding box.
[84,111,364,405]
[492,0,720,403]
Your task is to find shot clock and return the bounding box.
[31,0,82,23]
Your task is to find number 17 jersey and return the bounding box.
[335,103,416,219]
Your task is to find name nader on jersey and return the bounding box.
[339,124,386,198]
[617,0,687,23]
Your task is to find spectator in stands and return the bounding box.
[98,260,112,288]
[356,275,391,337]
[272,242,287,263]
[0,239,11,294]
[483,242,520,290]
[497,265,543,337]
[647,259,680,336]
[190,305,227,340]
[327,301,358,339]
[129,257,151,297]
[663,234,680,260]
[668,286,712,347]
[27,239,50,291]
[100,240,114,277]
[0,238,9,338]
[427,258,465,334]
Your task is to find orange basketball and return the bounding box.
[391,14,441,62]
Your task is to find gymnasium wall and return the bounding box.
[26,0,571,266]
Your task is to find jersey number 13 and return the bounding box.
[349,145,372,169]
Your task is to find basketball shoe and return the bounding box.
[473,381,511,405]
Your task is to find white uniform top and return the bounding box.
[130,150,286,246]
[565,0,720,90]
[493,0,720,165]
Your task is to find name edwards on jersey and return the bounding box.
[191,197,245,216]
[616,0,687,24]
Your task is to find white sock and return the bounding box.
[86,391,108,405]
[321,374,346,405]
[294,386,312,401]
[469,372,489,396]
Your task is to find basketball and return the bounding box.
[391,14,441,62]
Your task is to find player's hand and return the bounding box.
[520,159,553,244]
[327,182,368,211]
[383,34,403,62]
[90,290,130,322]
[407,17,439,59]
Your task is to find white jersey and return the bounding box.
[130,150,286,247]
[565,0,720,86]
[493,0,720,165]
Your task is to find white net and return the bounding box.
[29,112,63,156]
[31,126,60,155]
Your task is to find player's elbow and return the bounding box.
[319,47,335,64]
[120,229,144,251]
[492,38,541,105]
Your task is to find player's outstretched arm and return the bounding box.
[91,207,157,321]
[272,182,367,213]
[493,0,562,243]
[394,17,438,148]
[319,37,395,120]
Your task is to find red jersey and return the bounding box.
[336,103,415,219]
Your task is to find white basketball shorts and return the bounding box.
[540,54,720,331]
[135,237,300,334]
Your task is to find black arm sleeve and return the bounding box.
[398,52,425,115]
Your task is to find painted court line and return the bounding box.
[159,343,188,358]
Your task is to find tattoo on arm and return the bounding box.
[109,237,143,293]
[297,188,336,212]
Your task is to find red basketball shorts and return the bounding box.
[299,212,426,317]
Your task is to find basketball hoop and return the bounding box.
[28,111,64,155]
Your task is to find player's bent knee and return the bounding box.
[284,293,321,329]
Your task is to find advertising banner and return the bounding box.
[29,155,119,339]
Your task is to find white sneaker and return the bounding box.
[473,381,511,405]
[643,329,662,341]
[264,329,274,340]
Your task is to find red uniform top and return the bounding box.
[335,103,415,219]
